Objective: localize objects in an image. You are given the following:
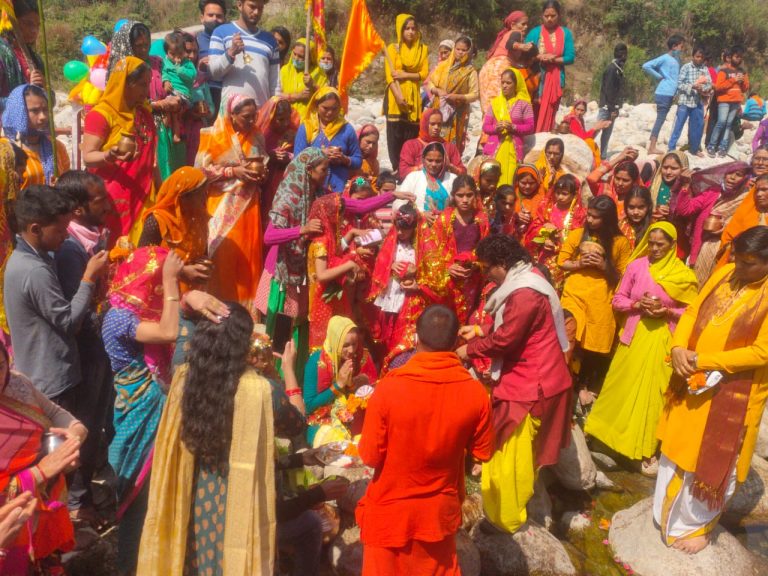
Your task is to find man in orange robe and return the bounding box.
[356,304,492,575]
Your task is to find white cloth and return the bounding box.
[374,242,416,313]
[484,262,570,381]
[652,454,737,543]
[393,170,457,214]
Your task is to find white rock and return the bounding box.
[522,133,596,180]
[609,497,768,576]
[591,451,619,471]
[723,455,768,525]
[551,425,597,491]
[329,526,363,576]
[560,510,592,535]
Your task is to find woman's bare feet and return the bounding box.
[672,534,710,554]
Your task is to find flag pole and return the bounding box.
[35,0,58,179]
[304,0,312,75]
[381,47,408,116]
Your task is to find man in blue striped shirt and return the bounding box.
[208,0,281,107]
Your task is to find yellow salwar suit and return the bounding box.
[653,263,768,545]
[558,228,632,354]
[137,365,276,575]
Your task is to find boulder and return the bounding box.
[595,470,621,492]
[472,521,577,576]
[551,425,597,491]
[591,451,618,471]
[329,526,363,576]
[526,477,554,531]
[723,455,768,526]
[609,497,768,576]
[457,529,481,576]
[522,133,595,180]
[755,406,768,459]
[560,510,591,536]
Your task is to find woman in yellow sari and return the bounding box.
[481,68,534,185]
[428,36,479,154]
[195,94,267,316]
[385,14,429,173]
[654,225,768,554]
[585,222,698,474]
[535,137,567,196]
[138,303,275,574]
[279,38,328,118]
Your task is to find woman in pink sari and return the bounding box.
[0,342,86,574]
[525,1,576,132]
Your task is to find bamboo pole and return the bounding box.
[304,0,312,75]
[382,47,408,115]
[34,0,58,180]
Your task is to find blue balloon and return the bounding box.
[114,19,129,33]
[81,35,106,56]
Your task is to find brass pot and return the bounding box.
[702,214,724,234]
[117,131,136,156]
[246,156,266,176]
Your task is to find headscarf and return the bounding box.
[514,163,544,212]
[144,167,208,261]
[270,147,328,285]
[1,84,54,183]
[279,38,327,113]
[302,86,346,143]
[563,99,587,126]
[322,316,356,380]
[489,10,527,58]
[255,96,300,147]
[469,156,502,183]
[107,19,143,79]
[108,246,169,322]
[394,14,426,72]
[715,179,767,269]
[196,93,262,167]
[418,108,443,142]
[690,161,751,197]
[430,37,476,99]
[629,221,698,305]
[648,151,689,206]
[357,124,379,160]
[91,56,151,150]
[490,67,531,184]
[438,39,455,53]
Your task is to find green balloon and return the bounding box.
[63,60,89,83]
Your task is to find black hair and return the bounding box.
[585,195,622,286]
[554,173,580,196]
[394,202,418,230]
[271,26,292,62]
[640,159,657,183]
[493,184,516,224]
[542,0,562,15]
[692,44,707,58]
[14,185,77,230]
[623,185,653,239]
[422,142,446,158]
[756,174,768,185]
[350,177,373,196]
[377,171,398,188]
[614,159,640,182]
[451,174,477,195]
[722,48,732,60]
[534,262,554,285]
[455,36,472,49]
[733,226,768,259]
[731,44,745,56]
[476,234,532,269]
[506,31,538,61]
[416,304,459,352]
[23,83,46,101]
[181,302,254,473]
[10,142,27,167]
[323,45,336,64]
[500,68,518,84]
[164,31,186,55]
[545,137,565,154]
[126,62,152,83]
[181,31,197,45]
[316,91,341,106]
[55,171,105,208]
[130,23,151,46]
[199,0,225,13]
[614,43,628,59]
[667,34,685,50]
[401,16,416,37]
[12,0,37,17]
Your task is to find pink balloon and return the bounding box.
[90,67,107,90]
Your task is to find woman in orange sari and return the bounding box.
[513,163,546,240]
[716,174,768,269]
[0,342,86,574]
[195,94,266,315]
[351,124,381,189]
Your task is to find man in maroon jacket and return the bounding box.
[457,235,572,533]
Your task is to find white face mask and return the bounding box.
[319,61,333,72]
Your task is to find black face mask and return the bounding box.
[203,21,219,34]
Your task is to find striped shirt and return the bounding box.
[208,22,281,106]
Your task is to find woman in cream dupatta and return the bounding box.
[196,94,267,315]
[138,303,275,575]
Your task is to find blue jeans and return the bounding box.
[668,103,705,153]
[709,102,740,153]
[597,107,614,159]
[651,94,674,140]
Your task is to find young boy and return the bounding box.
[162,31,197,143]
[668,45,712,156]
[4,185,108,403]
[597,43,627,159]
[708,44,750,157]
[642,34,685,155]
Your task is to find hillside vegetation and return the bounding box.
[42,0,768,102]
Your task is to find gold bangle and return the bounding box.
[165,296,180,302]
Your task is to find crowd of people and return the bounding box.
[1,0,768,573]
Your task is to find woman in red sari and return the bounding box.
[255,96,300,230]
[82,56,157,245]
[0,342,87,574]
[525,173,586,293]
[514,163,546,239]
[351,124,381,190]
[525,1,576,132]
[586,147,641,221]
[398,108,465,178]
[431,175,491,323]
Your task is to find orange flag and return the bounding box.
[338,0,385,108]
[305,0,327,53]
